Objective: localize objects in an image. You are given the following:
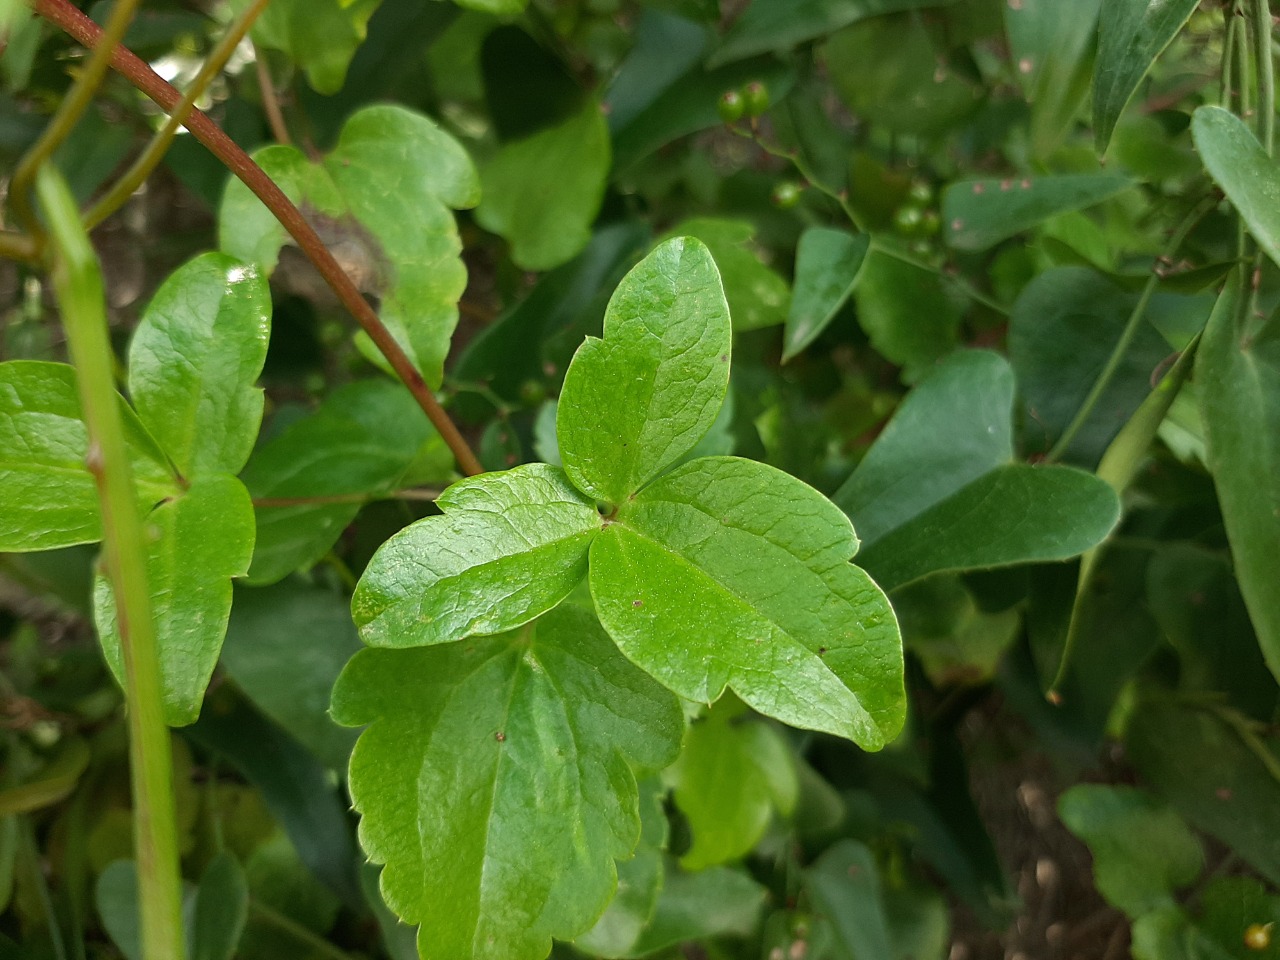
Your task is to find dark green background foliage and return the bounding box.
[3,0,1280,958]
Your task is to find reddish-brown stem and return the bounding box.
[33,0,485,477]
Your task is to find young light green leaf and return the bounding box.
[240,380,452,585]
[1192,106,1280,271]
[663,219,791,331]
[591,456,905,749]
[709,0,961,66]
[331,604,683,960]
[853,250,962,382]
[668,703,798,870]
[805,840,894,960]
[1196,274,1280,684]
[942,174,1131,251]
[856,464,1120,592]
[557,236,732,505]
[96,474,255,726]
[128,252,270,478]
[232,0,381,94]
[476,101,611,271]
[1094,0,1202,154]
[219,105,479,388]
[836,350,1014,547]
[0,360,177,552]
[782,227,868,361]
[1058,785,1202,918]
[352,463,601,648]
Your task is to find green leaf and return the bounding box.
[1058,785,1202,917]
[662,218,791,332]
[557,236,732,505]
[96,860,147,960]
[853,250,962,382]
[709,0,961,67]
[942,175,1131,251]
[191,852,249,960]
[1193,107,1280,270]
[0,361,177,552]
[221,582,363,771]
[574,780,668,958]
[782,227,869,361]
[668,702,798,869]
[128,252,271,478]
[95,474,256,726]
[805,840,894,960]
[856,464,1120,591]
[1094,0,1202,154]
[824,14,982,138]
[331,603,684,960]
[836,350,1014,547]
[235,0,382,94]
[591,456,905,748]
[1128,699,1280,887]
[352,463,601,648]
[1196,274,1280,685]
[626,864,768,957]
[1005,0,1102,157]
[240,380,452,585]
[219,105,479,388]
[476,101,611,271]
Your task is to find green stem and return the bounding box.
[83,0,272,230]
[36,168,186,960]
[1045,196,1214,463]
[8,0,141,238]
[1253,0,1275,152]
[1224,3,1240,108]
[872,242,1011,317]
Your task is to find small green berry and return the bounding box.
[907,179,934,206]
[742,81,770,118]
[718,89,745,124]
[518,379,547,406]
[894,205,925,236]
[771,181,802,208]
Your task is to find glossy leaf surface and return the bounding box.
[219,105,478,387]
[476,102,611,271]
[95,474,255,726]
[1193,107,1280,270]
[664,219,791,331]
[591,456,905,748]
[331,604,683,960]
[0,361,177,551]
[1196,275,1280,683]
[240,380,451,585]
[127,252,271,478]
[782,227,868,361]
[351,464,600,648]
[1094,0,1202,153]
[557,236,732,504]
[942,175,1131,251]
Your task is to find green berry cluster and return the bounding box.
[718,81,770,124]
[893,179,941,252]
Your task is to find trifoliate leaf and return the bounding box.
[219,105,478,388]
[557,236,731,505]
[351,463,601,648]
[590,456,905,749]
[331,603,684,960]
